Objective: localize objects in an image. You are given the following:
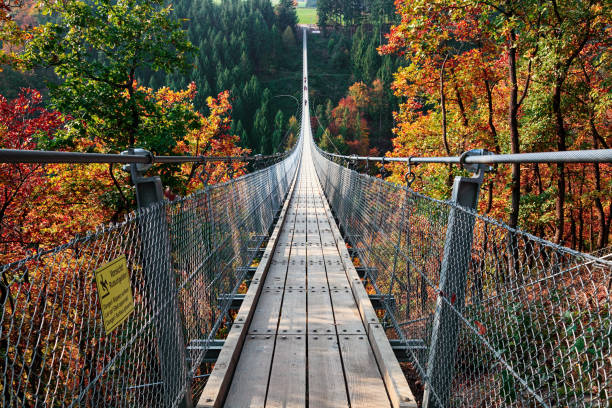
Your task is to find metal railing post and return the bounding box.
[423,150,492,408]
[125,149,193,408]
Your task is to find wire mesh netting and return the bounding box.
[0,141,301,407]
[312,143,611,407]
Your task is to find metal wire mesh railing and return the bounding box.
[312,141,611,407]
[0,137,302,407]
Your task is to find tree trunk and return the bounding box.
[440,56,453,188]
[440,57,450,156]
[128,70,139,147]
[484,77,500,153]
[507,29,521,230]
[568,174,576,249]
[592,122,609,249]
[552,81,566,244]
[453,83,468,127]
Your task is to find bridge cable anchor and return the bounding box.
[405,156,417,189]
[458,149,494,181]
[226,158,235,179]
[198,163,212,187]
[380,157,390,179]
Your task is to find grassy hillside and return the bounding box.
[297,8,317,24]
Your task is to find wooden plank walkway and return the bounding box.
[197,29,415,408]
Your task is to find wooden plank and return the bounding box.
[248,289,283,335]
[307,289,335,335]
[325,265,350,286]
[197,168,299,408]
[307,269,328,290]
[368,323,418,408]
[265,335,306,407]
[224,335,275,408]
[284,271,306,290]
[277,289,306,335]
[338,335,392,408]
[285,245,306,290]
[350,278,381,328]
[330,288,366,335]
[264,264,288,289]
[308,335,350,408]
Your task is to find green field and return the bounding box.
[297,7,317,24]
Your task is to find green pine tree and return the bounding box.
[275,0,297,31]
[272,110,284,152]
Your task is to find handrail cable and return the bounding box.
[318,148,612,164]
[0,149,289,164]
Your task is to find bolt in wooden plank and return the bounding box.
[307,289,335,335]
[277,289,306,335]
[248,289,283,335]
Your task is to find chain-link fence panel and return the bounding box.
[0,140,301,407]
[312,143,611,407]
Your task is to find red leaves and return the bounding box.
[438,290,456,306]
[474,320,486,336]
[0,89,66,149]
[1,88,70,263]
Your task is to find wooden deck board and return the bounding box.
[330,288,366,335]
[339,335,392,408]
[277,288,306,335]
[265,335,306,407]
[247,289,284,335]
[307,289,336,335]
[308,335,349,408]
[223,335,276,408]
[216,113,411,407]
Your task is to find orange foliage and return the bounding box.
[380,0,612,250]
[1,85,247,264]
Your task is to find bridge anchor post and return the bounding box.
[124,148,194,408]
[423,149,492,408]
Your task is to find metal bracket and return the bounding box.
[459,149,494,181]
[121,148,164,208]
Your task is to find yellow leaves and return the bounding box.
[347,82,370,110]
[155,81,196,107]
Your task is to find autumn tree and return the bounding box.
[0,88,67,263]
[20,0,196,151]
[380,0,611,248]
[0,0,26,67]
[327,83,371,156]
[177,90,250,194]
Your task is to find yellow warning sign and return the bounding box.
[94,255,135,334]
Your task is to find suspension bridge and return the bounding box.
[1,30,610,408]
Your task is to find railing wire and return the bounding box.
[0,137,302,407]
[312,140,611,407]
